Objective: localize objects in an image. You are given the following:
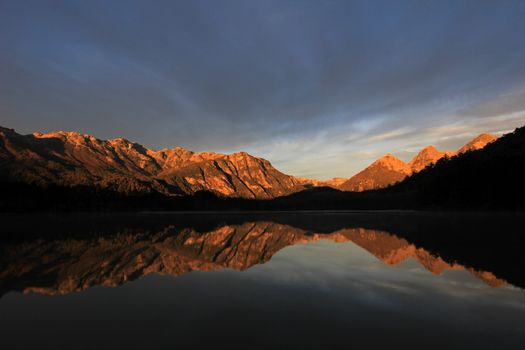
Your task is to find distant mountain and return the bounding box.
[295,177,347,188]
[0,125,507,203]
[273,126,524,210]
[456,133,498,154]
[0,127,303,199]
[408,145,454,173]
[389,126,525,209]
[339,154,411,192]
[340,133,496,192]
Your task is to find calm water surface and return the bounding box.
[1,212,524,349]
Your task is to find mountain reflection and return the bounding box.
[0,221,506,296]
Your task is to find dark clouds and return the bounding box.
[1,0,525,178]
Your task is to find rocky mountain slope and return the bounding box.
[295,177,347,188]
[340,133,497,191]
[457,133,497,154]
[0,221,505,296]
[408,146,454,173]
[0,125,500,197]
[339,154,411,192]
[0,127,302,199]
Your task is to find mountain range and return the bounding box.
[339,133,497,191]
[0,125,498,198]
[0,126,302,199]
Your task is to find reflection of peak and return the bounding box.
[333,229,447,271]
[312,228,506,286]
[470,270,506,288]
[0,222,506,296]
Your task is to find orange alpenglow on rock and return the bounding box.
[0,126,303,199]
[339,154,411,192]
[456,133,498,154]
[339,133,497,192]
[408,145,452,173]
[0,125,499,196]
[295,177,347,188]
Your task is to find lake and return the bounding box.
[1,212,524,349]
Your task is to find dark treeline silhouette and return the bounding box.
[1,126,524,212]
[389,124,525,209]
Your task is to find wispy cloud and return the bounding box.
[1,0,525,178]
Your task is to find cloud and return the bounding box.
[1,0,525,178]
[459,90,525,119]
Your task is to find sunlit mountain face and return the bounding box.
[0,127,303,199]
[0,126,500,198]
[339,133,497,191]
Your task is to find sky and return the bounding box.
[1,0,525,179]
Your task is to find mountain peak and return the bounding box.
[340,130,500,192]
[339,154,410,192]
[32,130,101,144]
[457,133,497,154]
[408,145,447,172]
[229,151,252,158]
[419,145,439,153]
[109,137,132,144]
[476,132,496,140]
[373,154,408,172]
